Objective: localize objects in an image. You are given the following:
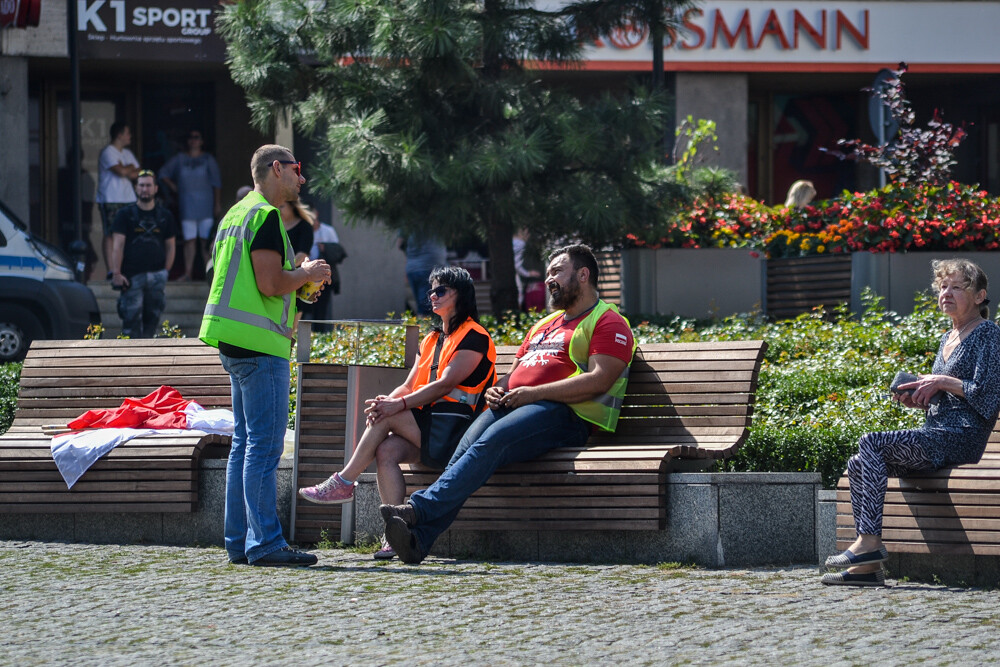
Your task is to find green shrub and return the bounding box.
[0,362,22,434]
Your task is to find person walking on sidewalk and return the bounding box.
[108,169,176,338]
[298,266,496,560]
[200,144,331,567]
[380,244,635,564]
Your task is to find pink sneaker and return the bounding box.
[373,536,396,560]
[298,473,355,504]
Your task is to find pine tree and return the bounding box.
[219,0,685,313]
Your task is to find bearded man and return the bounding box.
[381,243,636,563]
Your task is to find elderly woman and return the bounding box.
[298,266,496,559]
[823,259,1000,586]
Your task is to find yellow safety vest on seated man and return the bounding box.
[200,192,297,359]
[525,300,636,432]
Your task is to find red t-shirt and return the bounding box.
[508,307,634,390]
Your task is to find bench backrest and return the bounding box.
[495,339,767,459]
[11,338,232,428]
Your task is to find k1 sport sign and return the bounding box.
[76,0,226,62]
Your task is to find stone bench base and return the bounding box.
[354,472,824,567]
[0,459,294,546]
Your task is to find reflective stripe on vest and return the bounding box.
[413,319,497,411]
[525,300,634,431]
[202,202,295,338]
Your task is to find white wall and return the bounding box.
[676,72,749,185]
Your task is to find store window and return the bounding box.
[770,93,858,203]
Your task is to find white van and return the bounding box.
[0,200,101,361]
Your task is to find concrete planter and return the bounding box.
[353,471,822,567]
[620,247,764,318]
[851,251,1000,316]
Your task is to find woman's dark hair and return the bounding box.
[428,265,478,334]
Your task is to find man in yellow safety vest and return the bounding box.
[200,144,330,567]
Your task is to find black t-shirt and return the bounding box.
[218,210,289,358]
[454,328,493,388]
[112,204,177,278]
[284,219,314,259]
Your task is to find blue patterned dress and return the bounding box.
[909,319,1000,469]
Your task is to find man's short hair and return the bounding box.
[251,144,293,186]
[109,122,128,143]
[548,243,599,286]
[137,169,156,181]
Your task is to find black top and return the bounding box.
[111,204,177,278]
[452,328,493,388]
[284,218,314,258]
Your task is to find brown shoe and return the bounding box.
[380,503,416,526]
[383,516,426,564]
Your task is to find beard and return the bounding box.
[137,193,155,204]
[549,274,581,310]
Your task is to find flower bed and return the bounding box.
[626,181,1000,260]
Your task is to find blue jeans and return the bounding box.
[407,270,433,315]
[117,269,167,338]
[408,401,590,553]
[221,352,290,562]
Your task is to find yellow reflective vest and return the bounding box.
[525,300,635,432]
[199,192,296,359]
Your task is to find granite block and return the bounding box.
[537,529,629,563]
[973,556,1000,588]
[447,530,538,561]
[718,481,816,566]
[628,481,720,566]
[353,473,383,545]
[74,513,163,544]
[815,489,839,565]
[0,513,76,541]
[895,552,977,586]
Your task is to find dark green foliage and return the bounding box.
[631,291,946,487]
[0,362,22,434]
[218,0,691,312]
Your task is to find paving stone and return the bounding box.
[4,540,1000,664]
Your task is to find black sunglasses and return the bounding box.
[426,285,451,300]
[277,160,302,176]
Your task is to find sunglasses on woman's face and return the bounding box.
[427,285,451,300]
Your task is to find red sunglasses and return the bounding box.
[277,160,302,176]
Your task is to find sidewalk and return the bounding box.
[3,540,999,665]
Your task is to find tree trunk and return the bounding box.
[486,216,519,315]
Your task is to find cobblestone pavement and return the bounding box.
[3,540,1000,666]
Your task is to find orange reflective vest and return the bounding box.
[413,318,496,411]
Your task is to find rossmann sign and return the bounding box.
[578,1,1000,73]
[76,0,224,61]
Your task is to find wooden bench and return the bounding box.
[836,421,1000,555]
[0,338,233,513]
[401,340,767,531]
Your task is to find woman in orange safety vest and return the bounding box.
[298,265,496,560]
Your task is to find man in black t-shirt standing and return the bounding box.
[109,169,178,338]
